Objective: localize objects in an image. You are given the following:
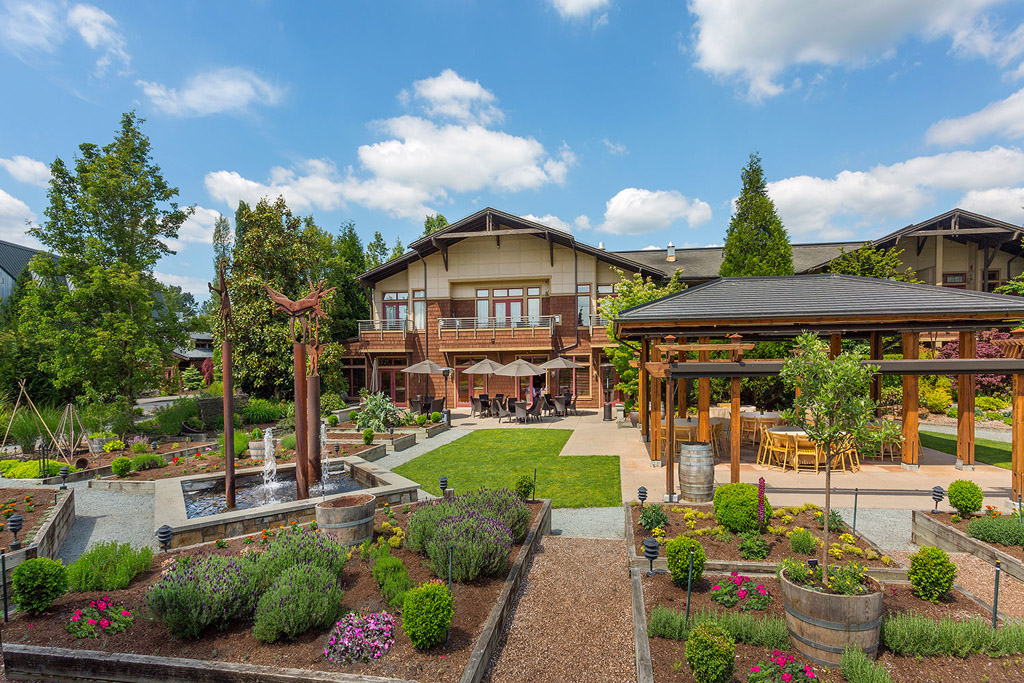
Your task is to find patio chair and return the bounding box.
[409,398,423,415]
[767,432,792,471]
[756,424,772,466]
[470,396,483,418]
[429,398,444,414]
[553,395,567,417]
[542,394,557,416]
[710,421,725,459]
[567,394,578,416]
[739,417,759,445]
[515,402,528,423]
[527,400,542,422]
[793,434,821,472]
[496,400,513,423]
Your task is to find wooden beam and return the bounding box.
[730,376,741,484]
[829,334,841,359]
[663,357,1024,378]
[908,227,1016,236]
[869,332,882,417]
[902,332,920,470]
[957,331,976,470]
[1014,373,1024,502]
[547,232,554,267]
[652,373,661,464]
[698,336,711,442]
[916,236,926,256]
[431,237,449,271]
[639,339,648,441]
[433,228,546,239]
[654,343,755,353]
[666,378,675,497]
[677,352,686,418]
[644,362,672,378]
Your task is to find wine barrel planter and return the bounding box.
[779,568,883,667]
[249,440,265,459]
[315,493,377,546]
[677,441,714,503]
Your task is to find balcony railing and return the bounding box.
[358,319,410,333]
[438,315,559,336]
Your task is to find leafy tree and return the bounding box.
[827,243,921,282]
[423,213,448,236]
[719,153,794,277]
[212,214,233,275]
[366,231,389,270]
[598,268,685,408]
[780,333,878,585]
[390,237,404,261]
[0,267,31,330]
[17,113,192,401]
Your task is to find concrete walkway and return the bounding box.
[372,427,470,470]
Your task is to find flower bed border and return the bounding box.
[911,509,1024,583]
[326,432,417,452]
[2,499,553,683]
[27,441,216,486]
[1,487,74,593]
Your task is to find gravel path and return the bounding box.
[833,507,914,552]
[373,428,470,470]
[484,537,635,683]
[551,507,625,538]
[921,425,1011,443]
[890,550,1024,619]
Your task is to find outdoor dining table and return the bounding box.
[673,416,727,440]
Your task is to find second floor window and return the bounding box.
[383,291,408,330]
[412,290,425,330]
[577,284,591,326]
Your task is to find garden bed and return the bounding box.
[629,502,893,567]
[0,487,61,548]
[326,432,417,452]
[913,510,1024,582]
[2,501,549,683]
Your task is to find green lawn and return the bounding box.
[392,429,621,508]
[920,430,1011,470]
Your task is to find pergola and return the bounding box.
[614,274,1024,503]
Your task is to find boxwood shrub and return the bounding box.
[11,557,68,613]
[685,621,735,683]
[666,535,706,587]
[947,479,984,517]
[907,546,958,603]
[713,482,772,533]
[110,456,132,477]
[403,580,453,650]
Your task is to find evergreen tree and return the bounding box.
[212,213,233,274]
[390,237,404,261]
[423,213,448,236]
[719,153,794,277]
[366,231,389,269]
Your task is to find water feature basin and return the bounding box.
[183,470,363,518]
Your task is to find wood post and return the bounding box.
[222,330,235,509]
[1013,373,1024,502]
[730,376,741,484]
[901,332,920,470]
[829,334,842,359]
[639,339,648,441]
[869,332,882,416]
[307,373,322,483]
[293,341,310,500]
[677,356,686,418]
[666,378,675,498]
[957,331,976,470]
[698,336,711,442]
[652,373,661,464]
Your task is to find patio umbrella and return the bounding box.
[461,358,504,398]
[540,356,585,395]
[495,358,547,401]
[401,360,453,400]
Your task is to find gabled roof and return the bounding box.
[357,208,664,285]
[615,273,1024,338]
[0,239,42,281]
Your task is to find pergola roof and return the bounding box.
[615,273,1024,338]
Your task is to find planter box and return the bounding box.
[39,442,214,486]
[1,488,75,592]
[912,509,1024,584]
[326,432,416,452]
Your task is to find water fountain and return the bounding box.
[262,427,280,504]
[319,422,328,501]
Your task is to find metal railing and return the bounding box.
[357,319,410,333]
[438,315,559,333]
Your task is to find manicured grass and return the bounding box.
[920,430,1011,470]
[392,429,621,508]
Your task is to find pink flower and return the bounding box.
[712,584,721,591]
[738,589,748,598]
[89,600,96,608]
[97,601,106,611]
[807,672,816,679]
[70,614,81,622]
[782,674,792,682]
[121,610,130,617]
[750,666,761,673]
[87,619,96,626]
[99,619,109,629]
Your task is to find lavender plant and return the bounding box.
[253,564,343,642]
[426,510,513,582]
[255,526,348,587]
[146,555,261,639]
[460,488,530,542]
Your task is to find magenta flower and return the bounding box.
[70,614,80,622]
[750,665,761,673]
[87,618,96,626]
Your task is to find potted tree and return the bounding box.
[778,332,883,665]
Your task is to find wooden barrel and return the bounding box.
[677,441,714,503]
[779,569,883,667]
[315,493,377,546]
[248,441,265,459]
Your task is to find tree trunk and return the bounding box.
[822,445,831,587]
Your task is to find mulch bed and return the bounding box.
[0,487,60,549]
[3,502,542,683]
[643,570,1002,683]
[630,504,892,566]
[103,444,374,481]
[931,511,1024,564]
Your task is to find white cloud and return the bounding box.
[766,145,1024,237]
[177,206,223,244]
[0,188,36,244]
[154,271,209,296]
[958,187,1024,222]
[66,4,128,75]
[596,188,712,235]
[926,87,1024,145]
[687,0,1011,100]
[205,159,347,214]
[549,0,610,20]
[137,67,284,117]
[641,245,660,251]
[603,138,628,156]
[410,69,502,125]
[950,16,1024,67]
[573,214,591,230]
[521,213,573,232]
[0,156,50,187]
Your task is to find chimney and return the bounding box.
[666,242,676,262]
[598,241,606,250]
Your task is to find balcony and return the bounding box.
[354,319,416,352]
[437,315,559,351]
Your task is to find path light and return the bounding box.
[8,514,23,551]
[59,466,69,490]
[156,524,173,553]
[638,486,648,508]
[642,537,660,576]
[807,558,819,571]
[334,443,340,456]
[439,476,448,496]
[389,426,394,443]
[931,486,945,513]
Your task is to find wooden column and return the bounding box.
[677,355,686,418]
[901,332,920,470]
[730,377,741,483]
[293,341,310,499]
[665,378,675,498]
[639,339,648,441]
[1013,373,1024,502]
[869,332,882,415]
[652,373,661,463]
[956,331,976,470]
[829,334,842,359]
[698,336,711,442]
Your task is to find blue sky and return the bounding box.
[3,1,1024,298]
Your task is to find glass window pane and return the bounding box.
[476,299,489,324]
[509,287,523,296]
[527,287,540,296]
[396,292,409,300]
[577,284,591,293]
[494,288,508,297]
[577,295,591,325]
[476,288,489,297]
[384,292,397,300]
[413,301,425,330]
[527,298,540,323]
[597,284,614,294]
[413,290,425,298]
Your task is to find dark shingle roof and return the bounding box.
[612,242,865,280]
[0,239,41,280]
[617,274,1024,324]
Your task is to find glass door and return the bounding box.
[456,357,487,406]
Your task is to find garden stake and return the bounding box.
[533,467,537,502]
[1018,494,1022,528]
[853,488,858,536]
[684,548,694,625]
[993,560,1001,629]
[53,490,57,506]
[1,550,7,622]
[447,545,454,646]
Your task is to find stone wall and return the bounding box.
[197,394,250,426]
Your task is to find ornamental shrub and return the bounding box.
[110,456,132,477]
[907,546,958,603]
[242,398,289,424]
[281,434,296,450]
[253,564,343,642]
[348,409,360,422]
[11,557,68,613]
[362,428,375,445]
[416,413,428,426]
[947,479,984,517]
[403,581,453,650]
[665,535,706,587]
[685,622,735,683]
[839,646,893,683]
[738,530,770,561]
[426,509,513,582]
[250,427,263,440]
[128,436,151,454]
[324,611,396,664]
[255,527,348,588]
[788,528,818,556]
[0,459,78,479]
[67,541,153,592]
[639,503,669,532]
[130,453,165,471]
[514,474,535,501]
[327,414,339,427]
[714,483,772,533]
[147,554,261,639]
[430,411,442,423]
[372,555,412,607]
[967,515,1024,546]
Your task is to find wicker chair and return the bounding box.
[496,401,513,424]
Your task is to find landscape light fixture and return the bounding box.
[59,466,69,490]
[642,537,660,576]
[334,443,340,455]
[439,475,448,496]
[931,485,945,513]
[8,514,23,551]
[807,558,819,571]
[156,524,173,553]
[638,486,648,508]
[389,426,394,443]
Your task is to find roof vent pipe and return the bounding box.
[598,241,606,250]
[667,242,676,262]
